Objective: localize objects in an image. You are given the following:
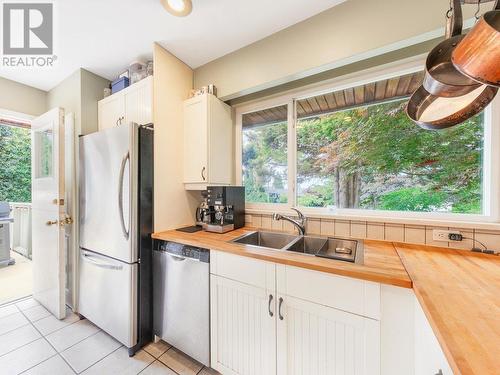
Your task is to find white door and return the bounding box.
[31,108,67,319]
[277,295,380,375]
[210,275,276,375]
[98,94,125,131]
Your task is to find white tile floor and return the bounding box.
[0,297,220,375]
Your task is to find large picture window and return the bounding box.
[237,65,497,220]
[296,99,483,214]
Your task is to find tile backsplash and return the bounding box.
[245,214,500,252]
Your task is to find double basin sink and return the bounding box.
[231,231,363,264]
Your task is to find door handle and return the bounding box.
[268,294,274,317]
[59,216,73,226]
[201,167,206,181]
[118,152,130,240]
[278,297,284,320]
[46,220,58,226]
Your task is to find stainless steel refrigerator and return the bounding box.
[78,123,153,356]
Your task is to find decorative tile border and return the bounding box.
[245,214,500,252]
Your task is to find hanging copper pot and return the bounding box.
[452,6,500,87]
[406,84,498,130]
[422,0,482,97]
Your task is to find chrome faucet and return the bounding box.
[273,208,307,235]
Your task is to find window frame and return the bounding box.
[235,55,500,223]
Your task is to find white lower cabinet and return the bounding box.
[210,251,380,375]
[414,300,453,375]
[276,295,379,375]
[210,275,276,375]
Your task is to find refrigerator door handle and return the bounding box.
[118,151,130,240]
[81,250,124,271]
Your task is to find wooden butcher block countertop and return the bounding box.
[152,227,412,288]
[152,226,500,375]
[395,243,500,375]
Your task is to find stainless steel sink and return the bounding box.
[231,231,364,264]
[317,238,361,263]
[284,236,328,255]
[232,231,299,250]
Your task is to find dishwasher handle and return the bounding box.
[168,253,193,262]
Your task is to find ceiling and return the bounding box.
[0,0,346,92]
[242,71,425,127]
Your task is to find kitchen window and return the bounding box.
[235,59,500,222]
[242,104,289,204]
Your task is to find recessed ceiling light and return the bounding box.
[161,0,193,17]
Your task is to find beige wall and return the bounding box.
[47,68,109,135]
[80,69,109,135]
[0,76,47,116]
[47,70,81,125]
[194,0,490,100]
[153,43,200,231]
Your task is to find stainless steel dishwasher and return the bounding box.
[153,241,210,366]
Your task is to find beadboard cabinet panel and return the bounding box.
[124,78,153,125]
[98,94,125,131]
[210,275,276,375]
[276,295,380,375]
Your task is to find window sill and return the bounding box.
[245,207,500,232]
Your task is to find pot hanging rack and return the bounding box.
[407,0,500,130]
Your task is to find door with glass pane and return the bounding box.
[31,108,66,319]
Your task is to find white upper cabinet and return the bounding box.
[98,93,125,130]
[98,76,153,131]
[183,93,233,190]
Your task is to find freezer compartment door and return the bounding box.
[78,249,137,347]
[79,124,138,263]
[153,249,210,366]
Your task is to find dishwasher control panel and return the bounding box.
[155,240,210,263]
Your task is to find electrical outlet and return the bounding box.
[433,229,462,242]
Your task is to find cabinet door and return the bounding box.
[183,95,208,184]
[277,295,380,375]
[210,275,276,375]
[414,301,453,375]
[124,78,153,125]
[98,94,125,131]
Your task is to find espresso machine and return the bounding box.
[201,186,245,233]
